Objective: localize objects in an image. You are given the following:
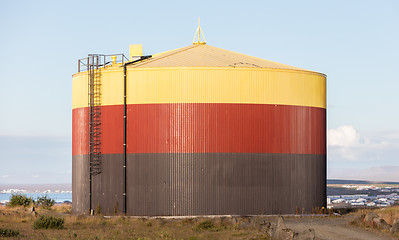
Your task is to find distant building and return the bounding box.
[332,199,346,204]
[351,202,365,206]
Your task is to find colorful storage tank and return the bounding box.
[72,43,326,216]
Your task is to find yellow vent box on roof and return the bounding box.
[129,44,143,60]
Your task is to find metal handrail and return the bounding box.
[78,54,129,73]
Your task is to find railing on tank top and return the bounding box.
[77,54,128,73]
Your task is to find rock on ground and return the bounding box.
[272,216,317,240]
[390,218,399,234]
[364,212,379,223]
[294,229,316,240]
[372,218,391,230]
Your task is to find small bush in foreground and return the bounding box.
[0,228,20,237]
[33,215,65,229]
[8,193,33,207]
[36,195,55,209]
[195,221,215,231]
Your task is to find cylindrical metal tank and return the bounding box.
[72,44,326,216]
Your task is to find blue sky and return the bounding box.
[0,0,398,183]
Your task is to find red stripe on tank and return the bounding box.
[72,103,326,155]
[72,107,88,156]
[72,106,124,155]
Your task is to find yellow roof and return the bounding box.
[129,44,319,74]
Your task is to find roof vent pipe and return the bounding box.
[111,55,117,65]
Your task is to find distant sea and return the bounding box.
[0,193,72,204]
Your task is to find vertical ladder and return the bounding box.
[78,54,128,214]
[88,55,102,175]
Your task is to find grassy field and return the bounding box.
[0,204,270,240]
[2,203,399,239]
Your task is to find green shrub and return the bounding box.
[8,193,33,207]
[195,220,215,231]
[36,195,55,209]
[0,228,20,237]
[33,215,65,229]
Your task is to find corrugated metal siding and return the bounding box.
[72,108,88,156]
[75,152,326,216]
[72,68,326,109]
[73,104,325,156]
[127,103,325,155]
[91,154,124,215]
[72,155,124,215]
[125,153,325,216]
[128,68,326,108]
[72,155,89,214]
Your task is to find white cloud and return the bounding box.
[328,125,399,164]
[1,175,9,178]
[327,126,399,181]
[328,125,361,147]
[382,132,399,140]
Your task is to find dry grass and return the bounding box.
[350,206,399,225]
[0,204,270,239]
[51,204,72,214]
[348,205,399,238]
[375,205,399,225]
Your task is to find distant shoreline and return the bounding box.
[327,179,399,185]
[0,192,72,204]
[0,183,71,192]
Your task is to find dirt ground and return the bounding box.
[285,216,397,240]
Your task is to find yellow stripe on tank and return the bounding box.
[72,67,326,109]
[72,70,124,109]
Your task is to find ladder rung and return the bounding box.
[88,60,102,175]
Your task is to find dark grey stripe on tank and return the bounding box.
[73,153,326,216]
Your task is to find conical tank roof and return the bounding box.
[130,44,322,74]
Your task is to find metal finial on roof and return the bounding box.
[192,18,206,45]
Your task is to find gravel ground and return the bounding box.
[284,216,397,240]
